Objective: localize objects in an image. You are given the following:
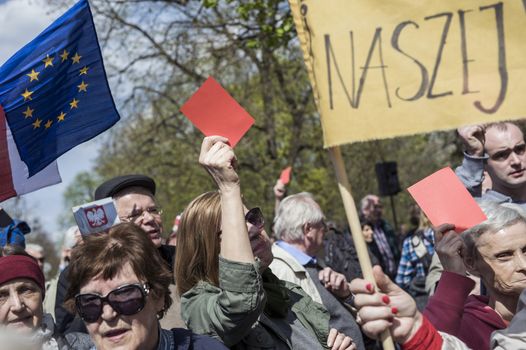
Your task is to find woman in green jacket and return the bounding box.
[174,136,356,350]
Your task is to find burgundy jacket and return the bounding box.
[424,271,507,350]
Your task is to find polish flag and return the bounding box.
[0,107,61,202]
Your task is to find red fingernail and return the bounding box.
[366,283,373,292]
[382,295,390,304]
[391,307,398,314]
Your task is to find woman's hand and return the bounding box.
[434,224,467,276]
[199,136,239,191]
[350,266,422,344]
[327,328,356,350]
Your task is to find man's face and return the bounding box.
[25,249,44,272]
[473,221,526,297]
[304,220,327,255]
[485,125,526,190]
[364,196,383,223]
[115,191,163,248]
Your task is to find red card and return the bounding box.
[180,77,255,147]
[407,167,486,233]
[280,166,292,185]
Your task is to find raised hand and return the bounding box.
[199,136,239,190]
[457,124,485,157]
[434,224,467,276]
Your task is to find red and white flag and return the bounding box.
[0,107,61,202]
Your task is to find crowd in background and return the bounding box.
[0,121,526,349]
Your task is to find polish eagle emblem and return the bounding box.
[84,206,108,228]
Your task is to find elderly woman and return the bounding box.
[64,222,227,350]
[422,201,526,349]
[175,136,355,350]
[0,245,91,349]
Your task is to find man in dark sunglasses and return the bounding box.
[271,192,365,350]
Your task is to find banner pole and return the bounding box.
[328,146,395,350]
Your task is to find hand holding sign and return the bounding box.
[181,77,255,147]
[407,167,486,233]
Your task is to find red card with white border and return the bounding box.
[180,77,255,147]
[407,167,486,232]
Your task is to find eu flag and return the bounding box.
[0,0,120,176]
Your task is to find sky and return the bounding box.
[0,0,106,240]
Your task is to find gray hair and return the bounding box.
[462,200,526,261]
[360,194,378,214]
[273,192,325,242]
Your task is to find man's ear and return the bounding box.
[303,223,311,236]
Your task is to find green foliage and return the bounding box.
[60,0,464,238]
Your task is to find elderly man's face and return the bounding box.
[473,221,526,297]
[115,192,163,248]
[485,124,526,191]
[364,196,383,223]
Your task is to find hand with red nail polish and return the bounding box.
[349,266,421,344]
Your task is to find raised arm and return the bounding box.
[199,135,254,264]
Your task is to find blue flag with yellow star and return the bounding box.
[0,0,120,176]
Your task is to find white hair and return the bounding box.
[25,243,44,255]
[462,200,526,261]
[273,192,325,242]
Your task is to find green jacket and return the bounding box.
[181,257,331,349]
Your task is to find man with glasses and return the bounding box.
[94,174,175,269]
[55,174,180,334]
[270,192,365,350]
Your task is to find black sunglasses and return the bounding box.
[75,283,150,323]
[245,207,265,229]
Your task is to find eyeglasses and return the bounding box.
[120,207,163,223]
[245,207,265,229]
[75,283,150,323]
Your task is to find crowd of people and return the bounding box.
[0,121,525,349]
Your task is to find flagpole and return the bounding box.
[328,146,395,350]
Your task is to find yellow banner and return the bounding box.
[289,0,526,147]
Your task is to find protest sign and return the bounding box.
[408,167,487,232]
[280,166,292,185]
[289,0,526,147]
[72,197,120,236]
[181,77,255,147]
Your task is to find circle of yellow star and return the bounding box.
[26,69,40,82]
[60,49,69,62]
[43,55,54,68]
[77,81,88,92]
[69,98,79,109]
[21,89,33,101]
[57,112,66,122]
[32,118,42,129]
[79,66,89,75]
[22,106,34,119]
[71,53,81,64]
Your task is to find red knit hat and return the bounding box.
[0,255,45,297]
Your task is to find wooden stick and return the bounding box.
[328,146,395,350]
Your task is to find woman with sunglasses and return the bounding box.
[175,136,355,349]
[0,245,92,349]
[64,222,227,350]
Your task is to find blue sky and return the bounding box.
[0,0,103,240]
